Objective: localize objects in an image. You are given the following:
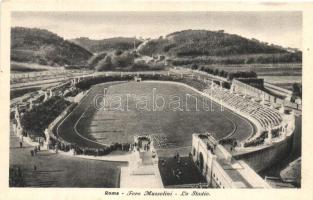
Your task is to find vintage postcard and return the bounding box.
[0,0,312,200]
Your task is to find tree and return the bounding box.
[191,63,198,70]
[199,66,205,71]
[214,69,219,76]
[228,73,234,81]
[114,50,123,56]
[95,55,112,71]
[205,68,213,74]
[292,83,302,98]
[224,71,229,78]
[111,51,134,68]
[87,52,107,68]
[219,70,225,77]
[248,71,257,78]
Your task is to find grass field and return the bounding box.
[260,75,302,83]
[57,81,254,154]
[10,87,41,99]
[11,61,61,73]
[260,75,302,90]
[203,63,302,76]
[201,63,302,90]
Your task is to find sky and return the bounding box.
[12,11,302,49]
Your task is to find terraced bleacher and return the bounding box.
[203,84,283,147]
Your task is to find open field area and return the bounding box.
[202,63,302,76]
[201,63,302,90]
[10,69,92,91]
[10,87,41,99]
[11,61,62,73]
[57,81,254,154]
[260,75,302,90]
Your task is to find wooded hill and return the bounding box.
[138,29,301,65]
[138,29,296,56]
[70,37,143,53]
[11,27,93,67]
[11,28,301,69]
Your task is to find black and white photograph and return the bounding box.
[2,2,311,198]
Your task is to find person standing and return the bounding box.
[34,147,37,156]
[19,141,23,148]
[54,144,58,153]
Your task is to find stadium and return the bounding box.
[9,13,302,188]
[11,69,298,188]
[57,80,254,151]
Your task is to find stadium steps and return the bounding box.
[22,170,60,187]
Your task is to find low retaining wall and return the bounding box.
[233,133,294,172]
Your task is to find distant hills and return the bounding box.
[137,30,301,66]
[11,27,301,70]
[70,37,143,53]
[138,29,294,57]
[11,27,92,67]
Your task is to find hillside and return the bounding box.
[11,27,93,67]
[137,30,301,64]
[11,28,301,70]
[70,37,143,53]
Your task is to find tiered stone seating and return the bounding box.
[203,85,283,144]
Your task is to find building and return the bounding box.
[191,133,271,188]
